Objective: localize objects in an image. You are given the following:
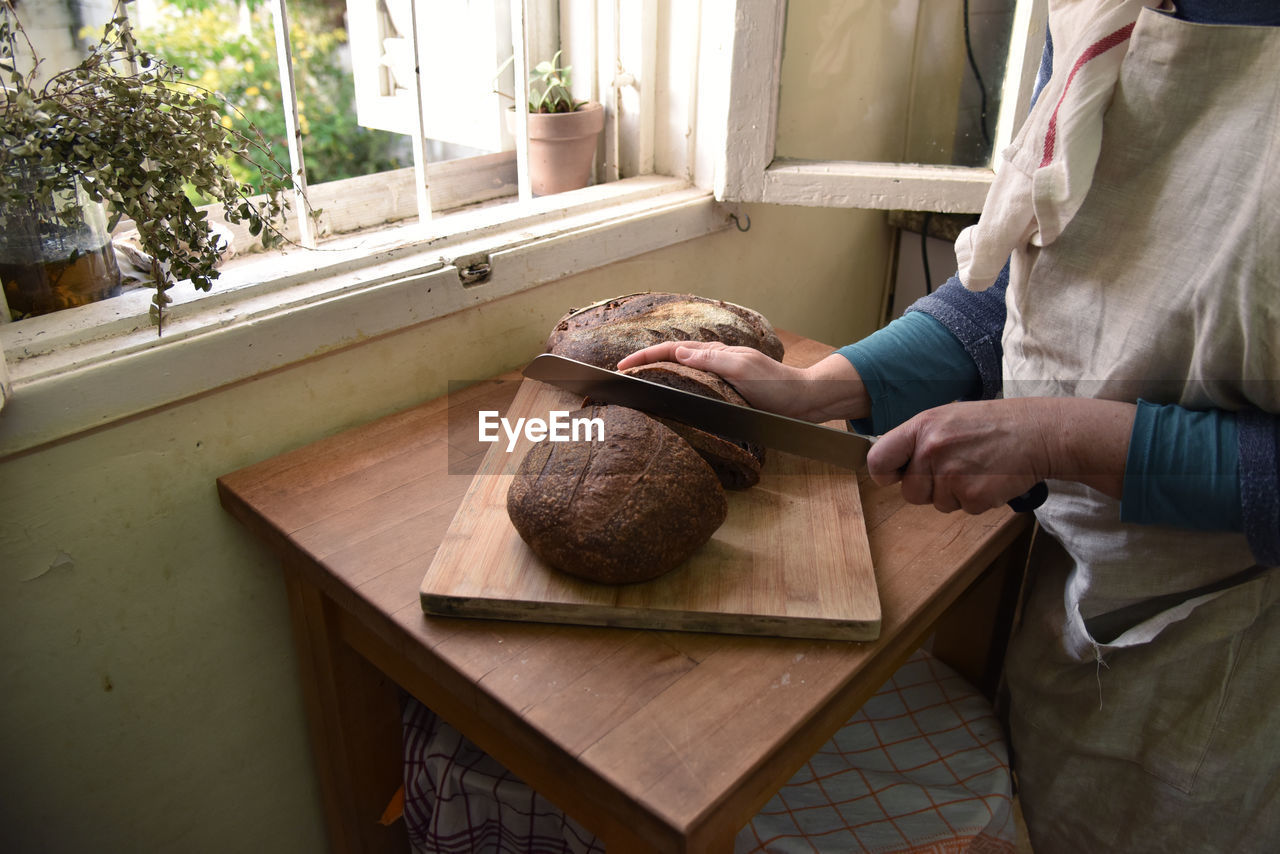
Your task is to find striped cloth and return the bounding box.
[401,705,604,854]
[955,0,1160,292]
[402,649,1016,853]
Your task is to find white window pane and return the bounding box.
[371,0,515,154]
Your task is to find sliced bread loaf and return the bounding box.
[616,361,766,490]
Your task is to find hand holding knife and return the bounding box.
[522,354,1047,512]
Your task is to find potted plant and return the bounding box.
[500,50,604,196]
[0,0,294,330]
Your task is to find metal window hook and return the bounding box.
[729,211,751,232]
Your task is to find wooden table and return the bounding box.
[217,332,1032,854]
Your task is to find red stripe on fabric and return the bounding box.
[1040,22,1136,168]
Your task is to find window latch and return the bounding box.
[455,252,492,286]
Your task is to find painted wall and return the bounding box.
[0,202,890,852]
[776,0,1016,168]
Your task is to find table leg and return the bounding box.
[335,609,688,853]
[930,524,1033,699]
[282,556,409,854]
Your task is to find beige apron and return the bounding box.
[999,10,1280,852]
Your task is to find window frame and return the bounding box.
[716,0,1048,214]
[0,178,726,455]
[0,0,735,455]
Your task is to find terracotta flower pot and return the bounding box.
[509,102,606,196]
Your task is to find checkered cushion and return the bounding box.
[403,650,1016,854]
[736,650,1016,853]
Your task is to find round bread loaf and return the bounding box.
[546,292,785,370]
[506,405,727,584]
[616,361,766,490]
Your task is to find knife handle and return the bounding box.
[1007,480,1048,513]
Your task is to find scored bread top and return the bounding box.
[546,292,785,370]
[505,405,728,584]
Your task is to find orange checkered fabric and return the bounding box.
[735,650,1016,853]
[402,650,1016,853]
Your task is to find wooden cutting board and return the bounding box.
[420,377,880,640]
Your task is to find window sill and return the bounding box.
[0,177,729,459]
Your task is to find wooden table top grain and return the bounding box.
[217,330,1031,854]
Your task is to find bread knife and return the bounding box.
[521,354,1049,512]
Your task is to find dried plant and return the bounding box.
[0,0,296,330]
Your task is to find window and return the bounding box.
[717,0,1047,213]
[0,0,731,452]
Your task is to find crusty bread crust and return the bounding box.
[506,405,727,584]
[546,292,785,370]
[509,293,783,584]
[620,360,749,405]
[617,362,766,489]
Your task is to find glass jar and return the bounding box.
[0,165,122,320]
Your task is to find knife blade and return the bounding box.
[521,353,1047,511]
[522,353,872,469]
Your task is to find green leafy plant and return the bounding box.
[529,50,585,113]
[133,0,408,196]
[497,49,587,114]
[0,0,295,330]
